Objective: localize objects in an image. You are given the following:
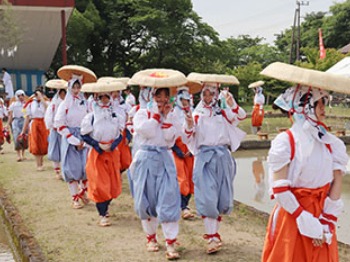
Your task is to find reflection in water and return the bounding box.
[252,157,266,202]
[0,220,15,261]
[233,147,350,245]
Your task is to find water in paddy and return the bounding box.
[0,219,15,261]
[232,147,350,245]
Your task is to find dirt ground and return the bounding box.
[0,142,349,262]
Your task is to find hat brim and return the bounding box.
[184,81,202,94]
[45,79,68,89]
[98,77,130,85]
[260,62,350,95]
[57,65,97,83]
[81,82,126,93]
[248,80,265,88]
[130,69,187,88]
[187,72,240,85]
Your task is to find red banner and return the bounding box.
[319,28,326,59]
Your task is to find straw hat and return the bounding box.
[130,69,187,97]
[260,62,350,95]
[182,81,202,94]
[98,77,130,85]
[130,69,187,87]
[81,81,126,93]
[57,65,97,83]
[45,79,67,89]
[187,72,240,85]
[248,80,265,89]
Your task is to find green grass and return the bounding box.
[239,105,350,135]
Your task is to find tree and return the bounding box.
[296,47,346,71]
[324,0,350,49]
[51,0,219,77]
[0,0,23,57]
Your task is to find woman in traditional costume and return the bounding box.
[172,82,201,220]
[44,80,67,179]
[129,69,186,260]
[21,88,49,170]
[0,98,8,154]
[7,90,28,161]
[249,80,265,133]
[54,65,97,209]
[260,62,349,262]
[185,73,246,254]
[80,81,125,226]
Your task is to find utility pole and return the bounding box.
[289,1,309,64]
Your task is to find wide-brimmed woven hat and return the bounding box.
[45,79,67,89]
[98,77,130,85]
[260,62,350,95]
[248,80,265,89]
[131,69,187,97]
[130,69,187,87]
[187,72,240,85]
[183,81,202,94]
[57,65,97,83]
[81,81,126,93]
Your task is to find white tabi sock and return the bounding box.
[141,217,158,236]
[203,217,217,235]
[67,181,80,199]
[161,221,179,243]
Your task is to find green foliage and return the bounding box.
[0,0,23,53]
[297,47,347,71]
[324,0,350,49]
[49,0,350,105]
[274,1,350,59]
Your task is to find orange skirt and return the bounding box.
[86,148,122,203]
[117,129,132,171]
[173,137,194,196]
[0,119,4,145]
[252,104,264,127]
[29,118,48,155]
[262,184,338,262]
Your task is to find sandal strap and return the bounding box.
[165,238,177,245]
[203,233,221,241]
[147,234,157,243]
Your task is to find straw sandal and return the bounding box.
[98,216,111,227]
[72,200,83,209]
[165,244,179,260]
[146,234,159,252]
[204,233,222,254]
[206,239,221,254]
[182,209,195,220]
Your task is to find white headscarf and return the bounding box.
[15,89,25,100]
[195,84,221,116]
[65,74,84,109]
[176,87,191,110]
[274,84,332,158]
[138,87,152,108]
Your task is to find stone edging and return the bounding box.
[0,181,348,261]
[0,186,46,262]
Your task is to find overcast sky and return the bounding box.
[191,0,345,44]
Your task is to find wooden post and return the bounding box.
[61,9,67,65]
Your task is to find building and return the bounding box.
[0,0,74,94]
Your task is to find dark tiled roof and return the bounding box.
[339,43,350,54]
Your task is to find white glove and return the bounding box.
[67,135,81,146]
[147,100,159,115]
[296,211,323,239]
[322,224,333,245]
